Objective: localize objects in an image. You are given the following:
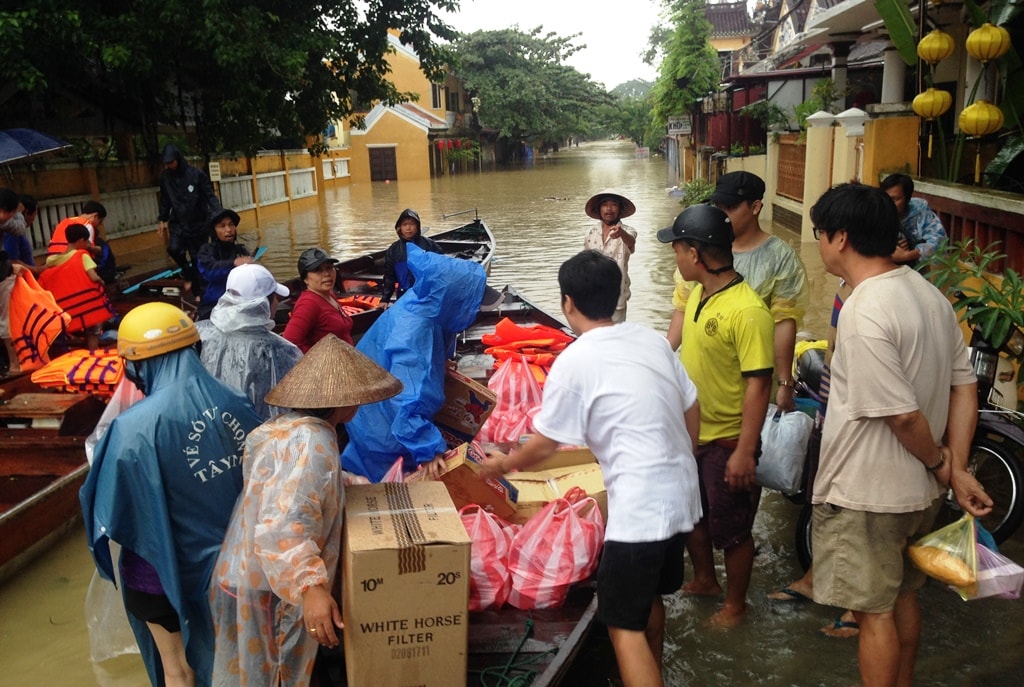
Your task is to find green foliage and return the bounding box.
[678,178,715,206]
[648,0,721,132]
[0,0,458,157]
[739,100,791,132]
[600,95,656,148]
[451,27,613,145]
[924,239,1024,385]
[874,0,918,66]
[610,79,653,100]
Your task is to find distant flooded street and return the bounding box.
[2,140,1022,686]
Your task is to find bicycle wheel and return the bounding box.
[940,435,1024,543]
[795,502,813,571]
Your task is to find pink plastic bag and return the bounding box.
[459,505,520,611]
[478,354,544,446]
[380,457,406,483]
[973,543,1024,600]
[506,487,605,610]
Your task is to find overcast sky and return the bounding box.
[441,0,664,89]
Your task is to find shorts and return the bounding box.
[812,498,943,614]
[123,587,181,633]
[597,533,688,631]
[695,443,761,550]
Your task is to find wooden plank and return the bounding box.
[0,393,90,419]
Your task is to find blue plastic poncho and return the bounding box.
[80,346,261,687]
[342,244,486,481]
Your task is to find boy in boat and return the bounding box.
[382,208,442,302]
[39,223,116,351]
[481,250,702,687]
[657,204,774,628]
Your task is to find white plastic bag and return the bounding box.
[757,404,813,494]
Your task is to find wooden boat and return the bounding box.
[108,212,496,339]
[458,288,598,687]
[0,374,105,583]
[278,212,496,336]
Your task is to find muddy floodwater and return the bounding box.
[2,140,1023,686]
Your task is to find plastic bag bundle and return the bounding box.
[756,404,813,494]
[909,514,978,600]
[506,487,605,610]
[974,543,1024,600]
[460,505,520,611]
[477,354,543,447]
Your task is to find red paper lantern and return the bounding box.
[446,139,454,149]
[455,138,462,149]
[436,140,444,150]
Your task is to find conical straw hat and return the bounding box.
[265,334,402,409]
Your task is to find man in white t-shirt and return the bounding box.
[810,183,992,687]
[481,250,701,687]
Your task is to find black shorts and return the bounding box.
[596,532,688,631]
[123,587,181,633]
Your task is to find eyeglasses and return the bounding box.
[812,227,826,240]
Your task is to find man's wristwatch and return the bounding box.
[926,448,946,472]
[778,379,796,389]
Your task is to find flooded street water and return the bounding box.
[2,140,1023,685]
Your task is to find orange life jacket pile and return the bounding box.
[480,317,575,385]
[336,293,381,318]
[30,347,123,396]
[7,270,72,371]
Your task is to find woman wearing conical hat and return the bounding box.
[209,335,401,687]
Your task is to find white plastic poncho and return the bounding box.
[210,412,343,687]
[196,293,302,420]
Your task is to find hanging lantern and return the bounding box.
[446,139,454,149]
[965,23,1011,63]
[959,100,1004,183]
[917,29,955,64]
[913,88,953,158]
[436,140,444,151]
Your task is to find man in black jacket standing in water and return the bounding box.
[157,144,223,294]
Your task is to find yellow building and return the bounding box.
[345,31,473,182]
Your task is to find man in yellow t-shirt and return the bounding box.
[657,204,774,628]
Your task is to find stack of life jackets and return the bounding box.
[480,317,575,386]
[6,270,71,372]
[30,347,123,397]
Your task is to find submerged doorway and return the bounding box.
[368,147,397,181]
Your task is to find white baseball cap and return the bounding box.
[226,263,290,299]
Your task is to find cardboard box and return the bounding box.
[433,368,497,447]
[343,482,471,687]
[517,435,598,471]
[505,463,606,524]
[408,443,519,521]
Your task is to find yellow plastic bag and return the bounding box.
[908,514,978,600]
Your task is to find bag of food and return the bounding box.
[506,487,605,610]
[460,505,520,611]
[908,514,978,600]
[973,542,1024,600]
[477,354,544,447]
[756,404,813,494]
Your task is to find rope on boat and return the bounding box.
[472,618,558,687]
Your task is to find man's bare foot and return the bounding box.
[706,604,748,629]
[681,579,723,597]
[819,610,859,639]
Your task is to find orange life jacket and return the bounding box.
[7,270,71,371]
[47,216,95,255]
[31,347,123,395]
[38,250,115,333]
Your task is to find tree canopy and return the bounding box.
[647,0,720,131]
[0,0,457,156]
[451,27,614,147]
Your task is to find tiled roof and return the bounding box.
[705,1,754,37]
